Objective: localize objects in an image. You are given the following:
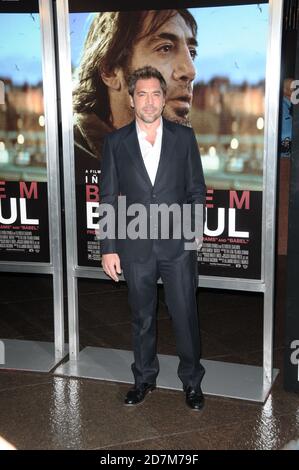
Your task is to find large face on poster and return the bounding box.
[71,2,268,279]
[0,7,50,262]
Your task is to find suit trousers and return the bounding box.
[121,241,205,391]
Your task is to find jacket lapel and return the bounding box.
[153,118,176,191]
[124,120,153,188]
[123,118,177,190]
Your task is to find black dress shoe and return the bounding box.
[124,383,156,406]
[184,386,205,411]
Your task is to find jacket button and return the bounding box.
[152,194,156,198]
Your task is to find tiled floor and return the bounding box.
[0,257,298,450]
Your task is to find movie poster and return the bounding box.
[199,189,262,279]
[69,1,268,279]
[0,181,49,262]
[0,7,50,263]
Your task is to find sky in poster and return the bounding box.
[0,3,268,85]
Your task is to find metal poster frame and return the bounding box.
[0,0,66,372]
[55,0,283,401]
[284,20,299,393]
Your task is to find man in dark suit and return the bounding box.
[100,66,206,410]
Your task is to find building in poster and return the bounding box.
[0,11,49,263]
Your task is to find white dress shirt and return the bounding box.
[136,118,163,186]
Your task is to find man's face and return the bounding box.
[130,78,165,124]
[128,12,197,126]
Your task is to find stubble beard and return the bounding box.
[138,109,163,124]
[162,105,192,127]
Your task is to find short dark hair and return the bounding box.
[127,66,167,97]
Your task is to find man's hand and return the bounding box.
[101,253,122,282]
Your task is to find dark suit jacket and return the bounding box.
[99,117,206,263]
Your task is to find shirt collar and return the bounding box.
[136,117,163,139]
